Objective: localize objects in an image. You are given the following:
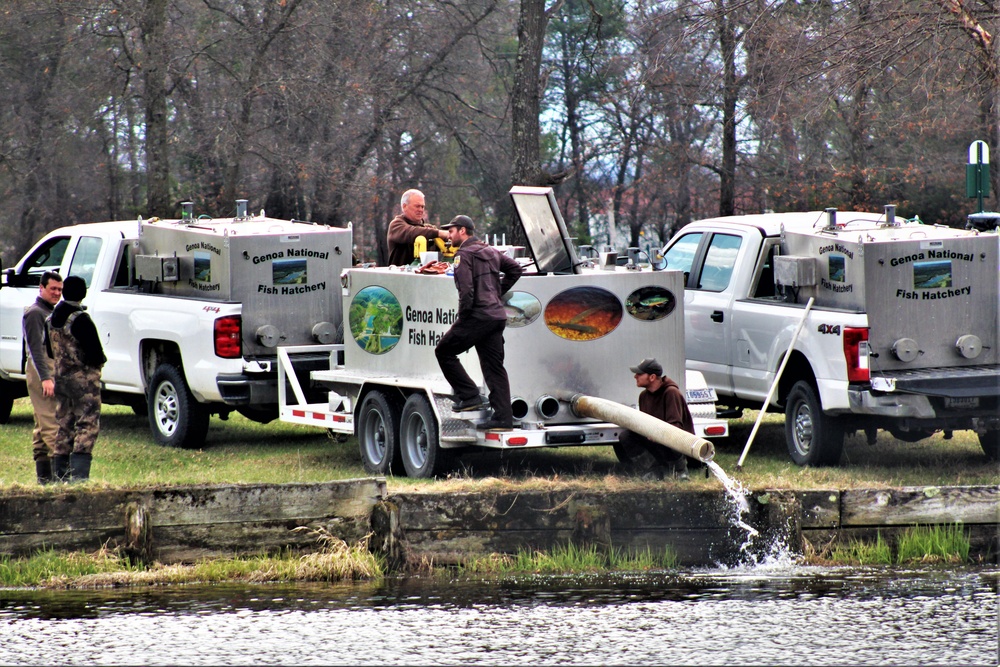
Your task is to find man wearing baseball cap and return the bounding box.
[620,357,694,480]
[435,215,523,431]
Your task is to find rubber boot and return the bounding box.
[35,458,52,485]
[51,454,71,483]
[69,453,92,483]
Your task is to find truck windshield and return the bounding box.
[664,233,703,275]
[18,236,71,286]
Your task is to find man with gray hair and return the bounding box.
[386,189,447,266]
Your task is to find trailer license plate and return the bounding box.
[686,388,717,402]
[944,396,978,409]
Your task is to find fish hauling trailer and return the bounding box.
[278,187,724,478]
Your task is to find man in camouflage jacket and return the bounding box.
[46,275,106,482]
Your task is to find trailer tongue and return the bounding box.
[278,186,725,478]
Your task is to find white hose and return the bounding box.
[569,394,715,462]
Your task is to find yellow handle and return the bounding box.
[413,235,427,259]
[434,237,456,258]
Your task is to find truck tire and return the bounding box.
[785,380,844,466]
[399,393,446,479]
[148,363,211,449]
[357,390,403,475]
[0,380,15,424]
[979,430,1000,461]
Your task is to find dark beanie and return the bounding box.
[63,276,87,302]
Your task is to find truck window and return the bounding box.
[750,240,779,299]
[111,242,132,288]
[698,234,741,291]
[18,236,71,286]
[664,232,703,276]
[67,236,103,286]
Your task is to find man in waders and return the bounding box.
[22,271,62,484]
[47,275,106,482]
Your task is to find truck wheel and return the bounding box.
[148,364,210,449]
[357,390,403,475]
[785,380,844,466]
[979,430,1000,461]
[399,393,445,479]
[0,380,15,424]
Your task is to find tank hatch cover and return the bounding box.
[509,186,581,275]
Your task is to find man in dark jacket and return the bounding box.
[46,275,106,482]
[620,357,693,480]
[435,215,522,431]
[386,189,447,266]
[22,271,62,484]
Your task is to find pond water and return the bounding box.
[1,566,996,665]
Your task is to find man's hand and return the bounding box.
[41,378,55,398]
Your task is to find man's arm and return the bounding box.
[22,307,53,382]
[387,217,441,247]
[498,253,522,294]
[71,313,107,369]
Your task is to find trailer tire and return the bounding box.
[785,380,844,466]
[400,393,445,479]
[148,363,210,449]
[979,430,1000,461]
[357,390,403,475]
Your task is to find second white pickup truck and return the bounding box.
[0,205,353,449]
[661,207,1000,465]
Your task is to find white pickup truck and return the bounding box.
[661,208,1000,465]
[0,209,352,449]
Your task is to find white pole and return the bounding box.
[736,297,815,470]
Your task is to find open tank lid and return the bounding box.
[509,185,581,274]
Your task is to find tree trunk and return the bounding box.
[512,0,551,187]
[716,6,738,217]
[141,0,171,217]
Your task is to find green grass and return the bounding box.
[0,528,383,588]
[829,523,971,565]
[829,533,893,565]
[896,523,971,564]
[0,547,144,587]
[459,542,678,575]
[2,397,997,493]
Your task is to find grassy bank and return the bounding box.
[1,397,996,493]
[0,529,382,589]
[1,523,975,589]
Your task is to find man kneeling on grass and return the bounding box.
[619,357,694,480]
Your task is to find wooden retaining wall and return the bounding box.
[0,479,386,563]
[0,482,995,567]
[381,485,999,566]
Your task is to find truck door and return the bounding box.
[664,230,743,396]
[730,238,781,400]
[0,234,73,378]
[91,241,144,392]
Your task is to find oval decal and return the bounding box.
[626,286,677,321]
[349,286,402,354]
[503,291,542,328]
[544,286,622,341]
